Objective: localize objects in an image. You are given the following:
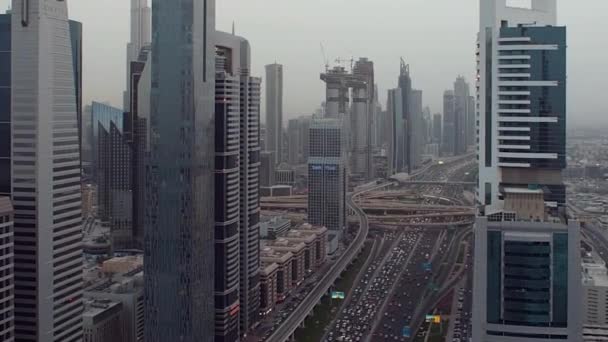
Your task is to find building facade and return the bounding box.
[473,1,581,341]
[10,1,84,340]
[124,0,151,110]
[453,76,471,155]
[144,0,215,341]
[265,63,283,165]
[442,89,456,156]
[0,14,10,198]
[308,118,346,234]
[0,197,14,342]
[388,88,405,175]
[214,30,262,340]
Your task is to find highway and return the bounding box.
[264,183,388,342]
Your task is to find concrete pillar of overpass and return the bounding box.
[300,320,306,329]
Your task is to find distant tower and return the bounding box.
[265,63,284,165]
[398,59,414,174]
[308,117,347,235]
[125,0,151,110]
[453,76,470,155]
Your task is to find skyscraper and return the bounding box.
[351,58,375,180]
[410,88,423,169]
[473,1,581,341]
[10,1,84,339]
[388,88,405,174]
[144,0,215,341]
[125,0,151,110]
[432,113,442,145]
[265,63,283,165]
[91,102,137,249]
[398,59,415,174]
[442,90,456,155]
[308,117,346,234]
[453,76,470,155]
[0,197,14,342]
[214,30,262,340]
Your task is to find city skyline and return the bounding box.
[0,0,606,125]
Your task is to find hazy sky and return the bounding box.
[1,0,607,125]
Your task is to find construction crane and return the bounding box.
[320,43,329,72]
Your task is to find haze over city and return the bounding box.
[2,0,608,341]
[1,0,607,125]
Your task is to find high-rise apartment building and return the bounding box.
[214,30,262,340]
[308,117,346,234]
[144,0,215,341]
[473,1,581,341]
[0,197,14,342]
[10,1,84,339]
[265,63,283,165]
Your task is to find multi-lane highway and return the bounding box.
[265,183,389,342]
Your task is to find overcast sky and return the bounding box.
[1,0,607,126]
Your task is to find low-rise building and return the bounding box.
[284,224,328,271]
[83,299,124,342]
[259,262,278,316]
[260,185,293,197]
[263,238,306,287]
[85,257,145,342]
[260,216,291,239]
[260,247,293,302]
[583,252,608,328]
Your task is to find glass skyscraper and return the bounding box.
[144,0,216,341]
[473,1,581,341]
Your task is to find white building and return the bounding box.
[583,252,608,333]
[11,1,84,340]
[473,2,580,341]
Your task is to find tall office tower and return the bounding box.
[388,88,405,175]
[0,197,14,341]
[410,89,423,169]
[298,116,311,164]
[144,0,215,341]
[432,113,442,145]
[92,102,137,249]
[308,117,346,235]
[473,1,581,341]
[352,58,375,180]
[265,63,283,165]
[442,90,456,155]
[214,30,262,340]
[260,151,276,188]
[398,59,414,174]
[454,76,471,155]
[124,0,151,109]
[0,13,10,198]
[10,1,84,340]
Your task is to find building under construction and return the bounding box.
[320,58,375,181]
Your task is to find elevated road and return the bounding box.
[397,181,476,186]
[265,183,388,342]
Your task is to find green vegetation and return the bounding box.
[294,240,374,342]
